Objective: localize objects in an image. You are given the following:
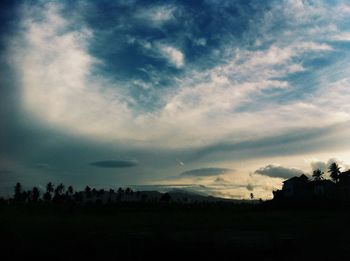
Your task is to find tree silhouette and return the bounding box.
[312,169,324,181]
[24,191,30,202]
[107,189,114,204]
[53,183,65,202]
[328,162,341,183]
[125,187,133,195]
[117,187,124,201]
[85,186,92,198]
[67,186,74,196]
[46,182,54,193]
[14,182,22,202]
[56,183,65,195]
[31,187,40,202]
[43,182,54,202]
[43,192,51,202]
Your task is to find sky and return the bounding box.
[1,0,350,199]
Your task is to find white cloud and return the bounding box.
[158,44,185,68]
[194,38,207,46]
[335,3,350,16]
[9,3,137,140]
[8,0,350,153]
[135,5,177,26]
[332,32,350,42]
[155,168,283,199]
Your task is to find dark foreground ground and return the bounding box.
[1,202,350,260]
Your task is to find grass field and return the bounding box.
[1,203,350,260]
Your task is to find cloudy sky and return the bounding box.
[1,0,350,199]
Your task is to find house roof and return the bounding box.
[341,170,350,176]
[339,170,350,183]
[283,174,309,183]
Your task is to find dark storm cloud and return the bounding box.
[90,160,138,168]
[181,168,232,177]
[255,164,303,179]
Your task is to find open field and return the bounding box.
[1,203,350,260]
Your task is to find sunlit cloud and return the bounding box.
[181,167,232,177]
[255,164,304,179]
[134,4,178,26]
[157,44,185,68]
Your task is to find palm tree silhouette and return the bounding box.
[53,183,65,202]
[328,162,341,183]
[44,182,54,202]
[125,187,133,195]
[57,183,65,194]
[67,186,74,195]
[14,182,22,202]
[31,187,40,202]
[85,186,92,198]
[312,169,324,181]
[46,182,54,194]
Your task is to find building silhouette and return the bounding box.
[273,171,350,201]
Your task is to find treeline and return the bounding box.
[6,182,172,205]
[312,162,342,182]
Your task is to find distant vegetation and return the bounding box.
[3,182,243,207]
[9,182,169,205]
